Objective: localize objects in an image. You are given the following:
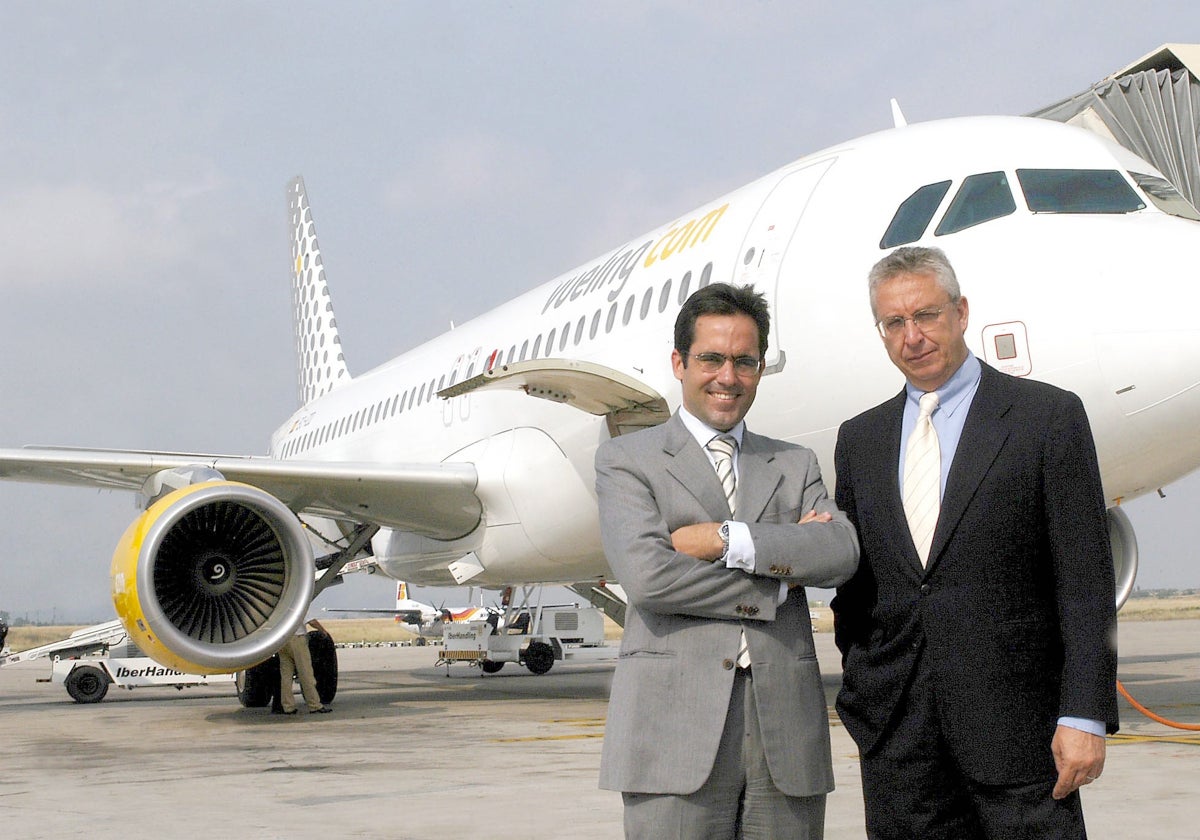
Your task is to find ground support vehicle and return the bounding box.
[438,587,615,675]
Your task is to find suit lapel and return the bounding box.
[735,431,783,523]
[926,365,1014,572]
[661,413,732,520]
[869,391,926,573]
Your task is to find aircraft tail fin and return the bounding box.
[288,177,351,406]
[397,581,409,604]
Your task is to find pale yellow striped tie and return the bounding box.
[707,434,750,668]
[706,434,738,516]
[903,392,941,567]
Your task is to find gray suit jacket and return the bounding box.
[595,412,859,796]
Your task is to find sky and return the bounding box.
[1,3,1198,623]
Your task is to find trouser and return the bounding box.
[622,667,826,840]
[859,655,1087,840]
[277,634,322,713]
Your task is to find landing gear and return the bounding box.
[235,628,338,708]
[236,658,279,708]
[308,628,338,704]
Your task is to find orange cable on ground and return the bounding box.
[1116,679,1200,731]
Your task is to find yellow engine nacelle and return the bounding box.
[111,481,314,674]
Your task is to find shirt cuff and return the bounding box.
[1057,716,1106,736]
[722,520,754,570]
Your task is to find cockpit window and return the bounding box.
[935,172,1016,236]
[880,180,951,248]
[1017,169,1145,214]
[1129,172,1200,221]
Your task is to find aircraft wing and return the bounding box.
[0,447,481,539]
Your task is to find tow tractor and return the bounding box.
[438,585,618,674]
[0,619,233,703]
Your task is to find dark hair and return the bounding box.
[674,283,769,361]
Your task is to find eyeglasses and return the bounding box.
[875,303,955,339]
[686,352,763,375]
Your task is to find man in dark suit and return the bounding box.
[832,246,1118,838]
[596,283,859,839]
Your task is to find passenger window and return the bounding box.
[590,309,601,340]
[520,339,529,361]
[574,316,585,345]
[1129,172,1200,221]
[659,279,673,313]
[606,302,617,333]
[532,334,543,359]
[561,321,571,351]
[640,287,653,319]
[546,328,556,356]
[622,295,635,326]
[1017,169,1144,213]
[935,172,1016,236]
[699,263,713,288]
[677,271,692,304]
[880,180,951,248]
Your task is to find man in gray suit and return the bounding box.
[595,282,859,839]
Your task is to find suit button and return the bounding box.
[920,584,931,595]
[722,659,735,670]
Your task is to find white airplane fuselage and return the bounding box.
[271,116,1200,590]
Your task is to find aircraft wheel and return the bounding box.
[481,659,505,674]
[523,641,555,675]
[308,629,338,704]
[236,657,279,708]
[65,665,110,704]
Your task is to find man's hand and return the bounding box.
[671,510,832,562]
[1051,724,1105,799]
[670,522,725,561]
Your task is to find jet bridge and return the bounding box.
[1031,43,1200,212]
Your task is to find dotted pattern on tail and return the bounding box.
[289,177,351,405]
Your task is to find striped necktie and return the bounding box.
[706,434,737,516]
[903,392,941,567]
[707,434,749,668]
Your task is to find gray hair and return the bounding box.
[868,246,961,318]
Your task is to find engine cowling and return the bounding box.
[1109,505,1138,610]
[111,480,314,674]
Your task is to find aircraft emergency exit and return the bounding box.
[3,110,1200,677]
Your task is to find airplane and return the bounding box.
[3,51,1200,678]
[323,580,497,642]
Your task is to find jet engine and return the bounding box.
[1109,506,1138,610]
[111,480,314,674]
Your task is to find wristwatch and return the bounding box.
[718,521,731,559]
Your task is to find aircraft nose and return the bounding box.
[1096,329,1200,418]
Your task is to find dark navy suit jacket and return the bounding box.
[832,363,1118,784]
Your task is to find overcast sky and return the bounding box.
[2,3,1198,623]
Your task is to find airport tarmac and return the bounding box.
[1,619,1197,839]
